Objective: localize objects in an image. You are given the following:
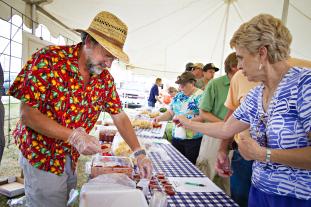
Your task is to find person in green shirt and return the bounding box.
[195,53,239,194]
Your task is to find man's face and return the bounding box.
[203,69,215,80]
[85,43,116,75]
[192,67,203,79]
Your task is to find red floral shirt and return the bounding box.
[8,43,122,175]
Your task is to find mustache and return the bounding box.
[86,61,107,75]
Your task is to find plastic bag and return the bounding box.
[67,189,79,206]
[88,173,136,188]
[149,191,168,207]
[148,144,171,162]
[7,196,26,207]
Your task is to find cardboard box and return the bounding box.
[0,176,25,198]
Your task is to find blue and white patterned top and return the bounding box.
[171,89,203,139]
[233,67,311,200]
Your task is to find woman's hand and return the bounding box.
[237,134,265,162]
[215,150,232,177]
[153,116,161,123]
[174,115,191,128]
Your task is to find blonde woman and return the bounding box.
[176,14,311,207]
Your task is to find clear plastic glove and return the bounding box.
[215,151,232,177]
[68,127,101,155]
[136,154,153,179]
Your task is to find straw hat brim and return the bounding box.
[76,29,129,64]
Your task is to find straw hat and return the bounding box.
[193,63,204,69]
[77,11,129,63]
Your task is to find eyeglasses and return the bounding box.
[255,114,268,147]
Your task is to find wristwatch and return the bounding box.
[133,149,146,158]
[265,148,271,163]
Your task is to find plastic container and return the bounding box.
[79,183,148,207]
[98,126,118,142]
[111,134,133,157]
[90,156,133,178]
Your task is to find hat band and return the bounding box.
[88,28,124,49]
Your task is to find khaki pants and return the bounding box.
[20,155,77,207]
[196,135,230,195]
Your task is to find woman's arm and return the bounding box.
[238,133,311,170]
[154,110,173,122]
[176,115,249,139]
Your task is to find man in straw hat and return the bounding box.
[8,11,152,207]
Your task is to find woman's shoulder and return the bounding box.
[288,67,311,84]
[194,88,204,96]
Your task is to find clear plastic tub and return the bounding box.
[98,126,118,142]
[90,156,133,178]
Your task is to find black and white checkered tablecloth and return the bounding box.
[148,142,238,207]
[135,122,168,139]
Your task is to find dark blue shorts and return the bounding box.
[230,150,253,207]
[249,185,311,207]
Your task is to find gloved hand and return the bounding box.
[136,154,153,179]
[68,127,101,155]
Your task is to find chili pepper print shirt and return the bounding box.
[8,43,122,175]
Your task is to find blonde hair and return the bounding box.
[168,86,177,94]
[230,14,292,64]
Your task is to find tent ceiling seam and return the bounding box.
[167,1,225,47]
[289,2,311,22]
[127,1,223,53]
[210,7,227,61]
[232,1,244,22]
[130,0,203,34]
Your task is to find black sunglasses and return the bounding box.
[255,114,268,147]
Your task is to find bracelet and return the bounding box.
[132,149,146,158]
[265,148,271,163]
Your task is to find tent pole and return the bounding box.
[220,1,230,75]
[282,0,289,25]
[31,3,37,35]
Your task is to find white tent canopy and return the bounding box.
[2,0,311,78]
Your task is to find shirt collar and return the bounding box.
[224,75,230,86]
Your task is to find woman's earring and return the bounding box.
[258,63,262,70]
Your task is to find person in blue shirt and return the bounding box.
[148,78,162,107]
[154,72,203,164]
[176,14,311,207]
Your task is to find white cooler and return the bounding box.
[79,183,148,207]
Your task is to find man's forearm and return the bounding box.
[20,103,72,141]
[111,111,141,151]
